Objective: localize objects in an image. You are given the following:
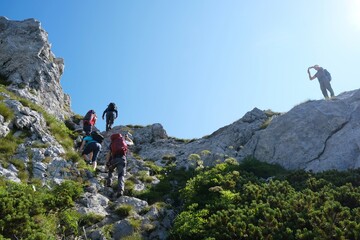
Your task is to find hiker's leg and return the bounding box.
[105,117,110,131]
[106,169,113,187]
[82,154,90,162]
[106,112,115,130]
[91,143,102,171]
[319,81,329,99]
[324,80,335,97]
[116,157,127,194]
[82,145,92,162]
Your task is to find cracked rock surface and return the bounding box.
[240,89,360,172]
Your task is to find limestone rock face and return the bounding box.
[240,89,360,172]
[0,17,71,120]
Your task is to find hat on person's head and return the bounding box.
[314,64,319,68]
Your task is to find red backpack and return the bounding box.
[83,110,96,126]
[110,134,128,157]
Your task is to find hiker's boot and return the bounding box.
[116,191,124,198]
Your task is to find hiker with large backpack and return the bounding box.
[102,103,118,131]
[105,133,133,198]
[79,131,103,171]
[83,110,97,135]
[307,65,335,100]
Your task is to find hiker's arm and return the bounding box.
[115,110,118,118]
[105,152,111,162]
[125,135,134,145]
[308,67,316,80]
[102,110,106,119]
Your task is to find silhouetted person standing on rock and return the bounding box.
[308,65,335,100]
[102,102,118,131]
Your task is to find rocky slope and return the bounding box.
[0,17,71,120]
[239,90,360,172]
[1,17,360,239]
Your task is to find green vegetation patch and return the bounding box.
[115,204,133,218]
[170,160,360,240]
[0,75,11,86]
[0,102,14,121]
[0,132,24,166]
[0,179,84,239]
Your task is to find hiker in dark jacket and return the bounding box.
[102,103,118,131]
[308,65,335,100]
[79,133,102,171]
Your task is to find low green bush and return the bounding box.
[0,179,84,239]
[239,157,287,178]
[115,204,133,218]
[0,132,24,165]
[79,213,105,227]
[170,160,360,240]
[0,102,14,121]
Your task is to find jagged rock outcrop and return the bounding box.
[115,108,268,170]
[0,17,71,120]
[240,89,360,172]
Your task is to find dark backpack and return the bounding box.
[91,131,104,144]
[108,102,116,111]
[110,133,128,157]
[324,69,332,81]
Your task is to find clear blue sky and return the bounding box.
[2,1,360,138]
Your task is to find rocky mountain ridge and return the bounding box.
[1,17,360,239]
[0,16,71,120]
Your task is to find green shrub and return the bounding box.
[44,114,75,151]
[200,150,211,156]
[0,181,56,238]
[122,232,143,240]
[0,132,24,164]
[79,213,105,227]
[58,209,80,236]
[0,75,10,86]
[162,154,177,161]
[72,114,83,124]
[49,180,84,210]
[138,165,195,205]
[170,161,360,240]
[0,102,14,121]
[239,157,287,178]
[66,150,83,163]
[137,170,154,183]
[31,141,50,148]
[128,218,142,231]
[144,161,163,175]
[115,204,133,217]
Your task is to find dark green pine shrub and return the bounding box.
[0,179,84,239]
[170,160,360,240]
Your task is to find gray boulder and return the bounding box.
[240,89,360,172]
